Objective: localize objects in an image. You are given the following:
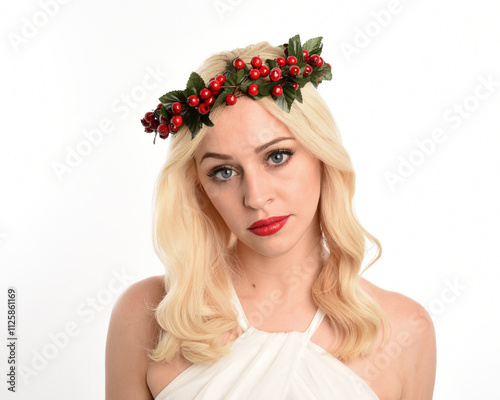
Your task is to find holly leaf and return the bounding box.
[273,85,296,113]
[183,107,201,137]
[288,34,304,63]
[159,90,186,105]
[225,69,245,86]
[212,88,233,109]
[296,88,303,103]
[311,65,332,80]
[186,72,206,96]
[200,114,214,127]
[266,59,278,69]
[160,106,169,119]
[255,81,275,97]
[303,36,323,56]
[283,84,296,111]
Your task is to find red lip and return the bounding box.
[247,215,290,236]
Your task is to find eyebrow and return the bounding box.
[199,137,295,164]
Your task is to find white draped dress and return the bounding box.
[155,288,380,400]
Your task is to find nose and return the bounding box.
[243,168,273,210]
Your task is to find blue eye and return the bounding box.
[207,167,236,182]
[217,168,233,180]
[268,149,293,165]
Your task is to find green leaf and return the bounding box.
[274,93,290,113]
[303,37,323,56]
[186,72,206,96]
[266,59,278,69]
[160,106,169,119]
[296,88,303,103]
[225,69,245,86]
[200,114,214,127]
[183,107,201,137]
[212,88,233,109]
[310,65,332,80]
[288,34,304,63]
[293,77,309,88]
[159,90,186,105]
[283,84,296,111]
[256,81,275,97]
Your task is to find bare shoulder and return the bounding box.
[360,278,437,399]
[105,274,166,400]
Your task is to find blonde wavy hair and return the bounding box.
[149,40,388,364]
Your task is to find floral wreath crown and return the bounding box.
[140,34,332,143]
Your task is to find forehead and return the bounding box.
[195,97,293,157]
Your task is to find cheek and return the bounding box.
[287,160,322,203]
[201,183,240,225]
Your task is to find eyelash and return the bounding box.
[206,148,295,183]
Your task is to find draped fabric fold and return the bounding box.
[155,290,379,400]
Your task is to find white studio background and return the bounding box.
[1,0,499,399]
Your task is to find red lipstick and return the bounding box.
[247,215,290,236]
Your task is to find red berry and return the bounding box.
[205,96,215,106]
[158,124,169,135]
[289,65,300,77]
[159,130,169,140]
[303,65,313,76]
[309,54,320,66]
[226,94,237,105]
[208,80,221,93]
[292,83,299,91]
[157,103,163,110]
[248,84,259,96]
[145,112,155,123]
[171,102,183,114]
[302,49,309,60]
[199,88,211,100]
[251,56,263,68]
[275,57,286,67]
[145,127,153,133]
[269,67,282,82]
[141,118,150,127]
[150,119,159,129]
[198,103,210,115]
[286,56,297,65]
[326,63,332,70]
[233,58,245,70]
[216,74,227,85]
[168,123,180,133]
[259,65,270,77]
[187,95,200,107]
[171,115,183,127]
[316,57,324,67]
[160,115,168,124]
[249,68,261,80]
[272,85,283,97]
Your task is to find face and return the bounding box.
[194,97,322,259]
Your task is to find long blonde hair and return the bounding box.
[149,41,388,364]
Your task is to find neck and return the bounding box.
[231,227,326,307]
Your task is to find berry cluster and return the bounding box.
[141,34,332,143]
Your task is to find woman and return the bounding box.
[106,36,436,400]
